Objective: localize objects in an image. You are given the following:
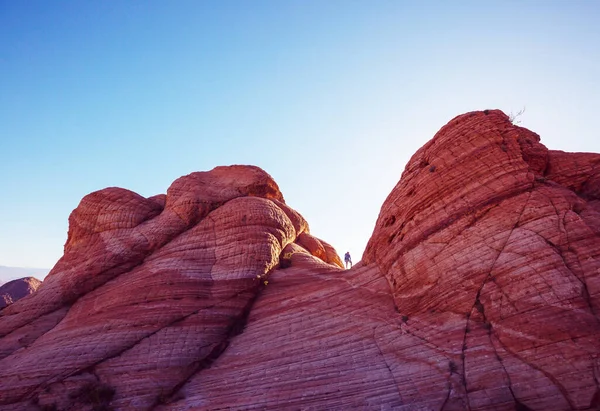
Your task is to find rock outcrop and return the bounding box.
[0,277,42,310]
[363,110,600,410]
[0,111,599,410]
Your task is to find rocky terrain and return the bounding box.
[0,277,42,309]
[0,110,598,410]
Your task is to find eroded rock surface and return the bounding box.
[364,109,600,410]
[0,277,42,310]
[0,165,341,411]
[1,111,599,410]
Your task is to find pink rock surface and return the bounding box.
[1,112,599,410]
[0,165,340,410]
[0,277,42,310]
[364,110,600,410]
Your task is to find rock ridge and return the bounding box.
[0,277,42,310]
[0,165,342,410]
[0,112,599,410]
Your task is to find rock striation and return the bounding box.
[0,165,342,411]
[0,277,42,310]
[363,110,600,410]
[0,111,599,410]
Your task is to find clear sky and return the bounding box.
[1,1,599,276]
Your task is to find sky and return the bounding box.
[1,1,599,278]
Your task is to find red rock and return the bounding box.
[0,165,340,410]
[364,110,600,410]
[295,232,344,269]
[0,277,42,309]
[1,112,599,410]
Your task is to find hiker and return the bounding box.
[344,252,352,269]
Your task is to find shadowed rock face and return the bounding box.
[1,112,599,410]
[0,277,42,309]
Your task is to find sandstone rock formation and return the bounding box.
[0,277,42,310]
[0,111,599,410]
[362,110,600,410]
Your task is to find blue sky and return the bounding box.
[1,1,599,275]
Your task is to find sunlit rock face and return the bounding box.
[364,109,600,410]
[1,111,599,411]
[0,165,342,411]
[0,277,42,309]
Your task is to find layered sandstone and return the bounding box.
[0,111,599,411]
[0,165,342,411]
[0,277,42,310]
[363,110,600,410]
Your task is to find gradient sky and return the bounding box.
[1,1,599,276]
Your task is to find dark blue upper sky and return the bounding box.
[1,0,599,270]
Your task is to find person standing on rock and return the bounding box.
[344,252,352,269]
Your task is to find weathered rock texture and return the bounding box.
[363,110,600,410]
[0,277,42,310]
[0,165,342,411]
[1,111,599,410]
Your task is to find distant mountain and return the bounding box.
[0,277,42,309]
[0,266,49,285]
